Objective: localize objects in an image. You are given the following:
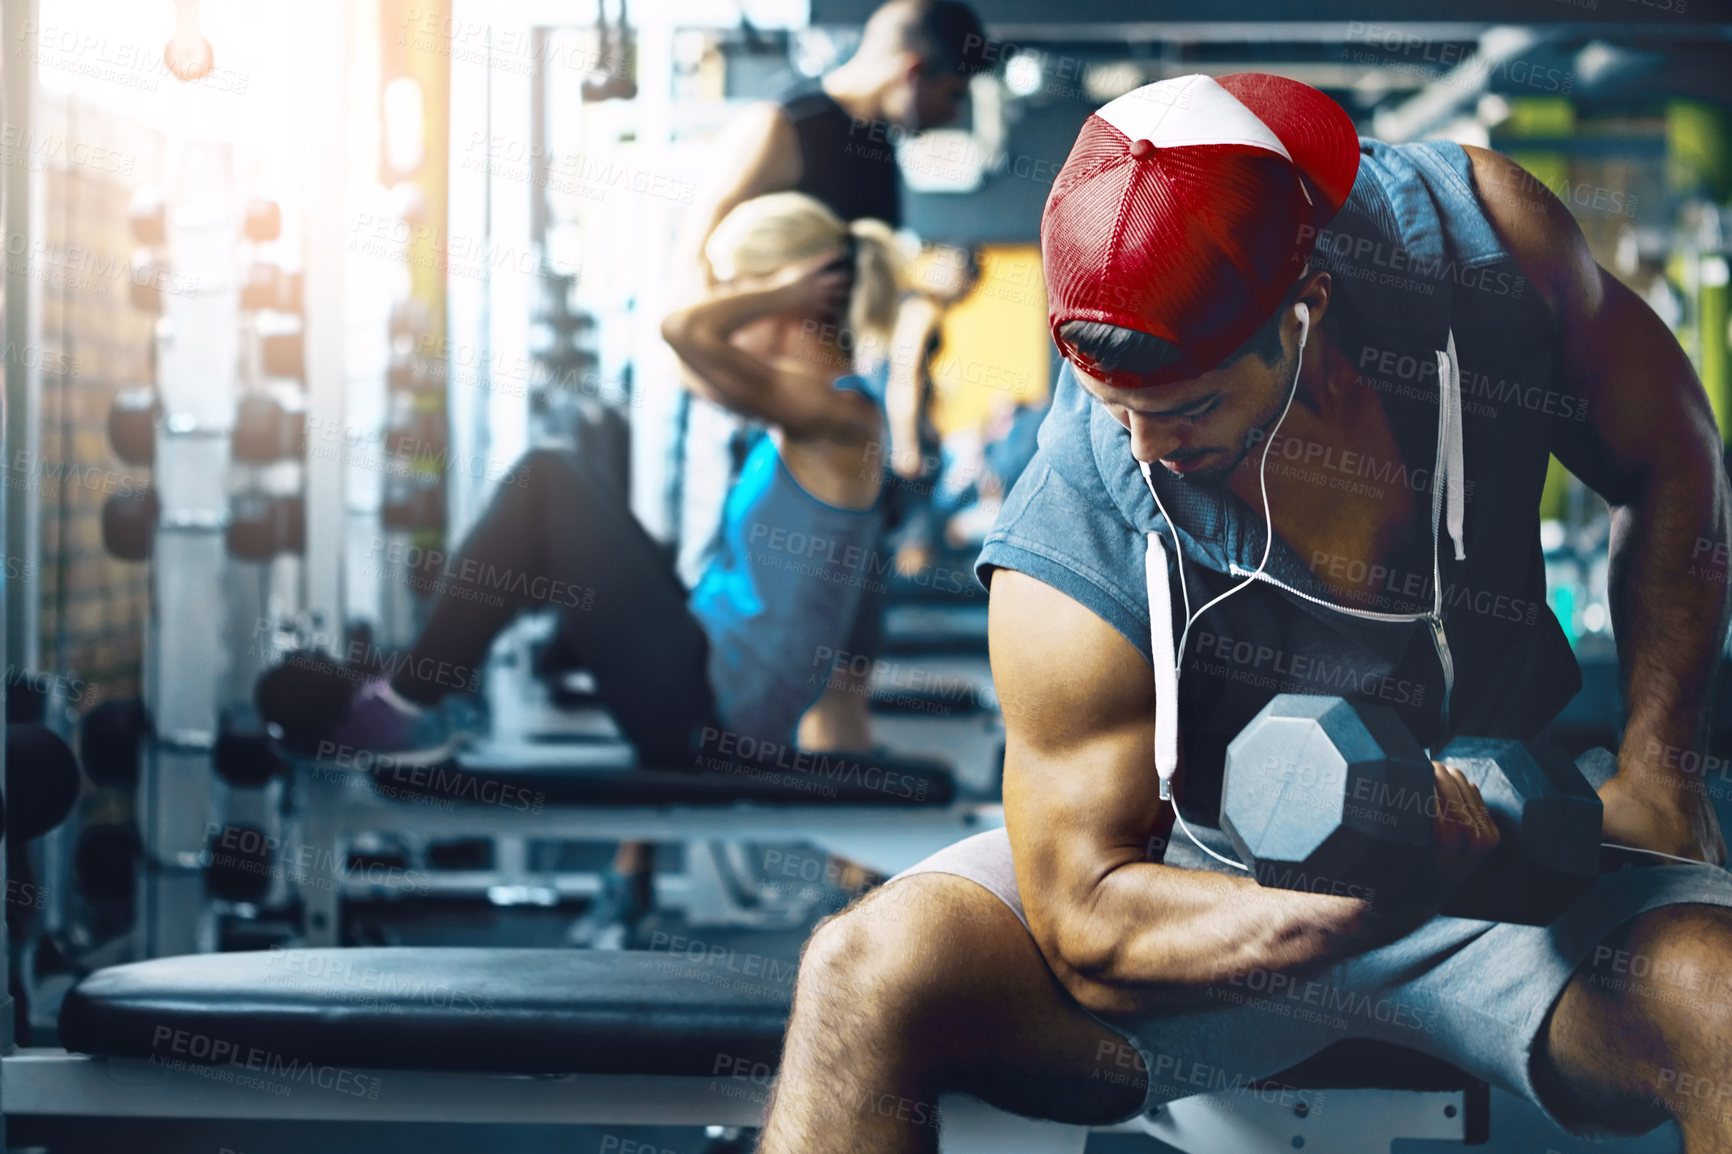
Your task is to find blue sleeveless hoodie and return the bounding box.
[690,369,890,746]
[978,140,1583,826]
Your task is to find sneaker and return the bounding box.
[566,868,654,950]
[321,677,464,767]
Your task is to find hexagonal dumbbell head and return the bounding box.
[244,197,282,243]
[233,395,289,464]
[1222,694,1434,894]
[1437,737,1603,923]
[128,186,166,245]
[101,487,159,562]
[128,251,166,313]
[107,387,158,467]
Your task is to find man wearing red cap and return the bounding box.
[759,73,1732,1152]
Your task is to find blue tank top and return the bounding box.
[690,371,889,745]
[978,140,1582,826]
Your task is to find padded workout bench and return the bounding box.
[11,948,1486,1153]
[296,738,1002,945]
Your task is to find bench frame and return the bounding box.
[0,1048,1467,1153]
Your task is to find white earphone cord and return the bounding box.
[1601,844,1712,866]
[1142,305,1310,871]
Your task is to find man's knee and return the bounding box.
[797,875,999,1019]
[1616,906,1732,1025]
[801,884,925,998]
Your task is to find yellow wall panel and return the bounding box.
[929,244,1052,435]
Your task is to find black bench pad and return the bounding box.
[61,948,792,1076]
[363,746,957,807]
[63,948,1480,1098]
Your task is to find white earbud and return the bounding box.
[1294,301,1310,350]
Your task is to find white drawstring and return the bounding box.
[1145,532,1181,799]
[1436,329,1466,562]
[1140,305,1308,869]
[1145,527,1249,871]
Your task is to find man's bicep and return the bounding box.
[989,568,1155,752]
[990,570,1167,940]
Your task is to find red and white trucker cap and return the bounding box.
[1042,73,1361,390]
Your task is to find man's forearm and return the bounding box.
[1054,860,1391,1017]
[1609,457,1732,790]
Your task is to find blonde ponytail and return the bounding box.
[705,192,908,363]
[845,217,907,348]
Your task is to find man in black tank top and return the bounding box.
[673,0,986,286]
[775,79,903,228]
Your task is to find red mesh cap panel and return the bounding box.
[1216,72,1360,224]
[1045,138,1313,389]
[1042,74,1361,390]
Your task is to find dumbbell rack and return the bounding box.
[134,140,235,958]
[208,215,307,925]
[377,296,446,651]
[112,132,297,957]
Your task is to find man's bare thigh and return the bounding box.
[848,871,1148,1125]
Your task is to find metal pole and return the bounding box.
[4,0,41,681]
[302,0,354,656]
[0,0,35,1121]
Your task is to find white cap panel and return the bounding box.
[1094,74,1292,162]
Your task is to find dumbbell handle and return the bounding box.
[1434,736,1606,879]
[1573,746,1618,792]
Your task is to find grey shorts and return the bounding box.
[892,826,1732,1136]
